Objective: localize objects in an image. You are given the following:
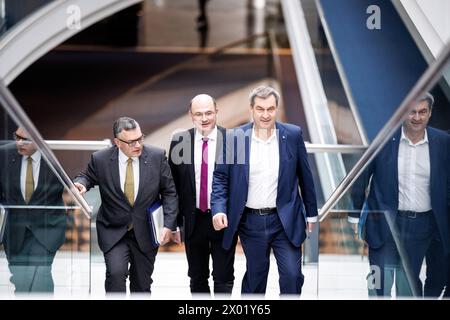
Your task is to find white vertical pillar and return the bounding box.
[250,0,266,10]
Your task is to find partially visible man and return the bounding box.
[211,86,318,295]
[351,93,450,297]
[0,127,66,293]
[169,94,237,295]
[74,117,178,293]
[441,129,450,298]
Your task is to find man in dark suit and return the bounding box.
[351,93,450,297]
[74,117,178,293]
[211,86,318,295]
[445,129,450,298]
[168,94,237,295]
[0,127,66,293]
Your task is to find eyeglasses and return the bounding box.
[117,135,145,147]
[13,132,32,144]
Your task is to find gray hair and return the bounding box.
[419,92,434,109]
[249,86,280,107]
[113,117,139,138]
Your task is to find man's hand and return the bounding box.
[74,182,87,195]
[171,229,181,244]
[212,213,228,231]
[348,217,359,235]
[159,227,173,246]
[351,223,358,235]
[307,222,316,234]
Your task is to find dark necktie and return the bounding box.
[199,137,208,212]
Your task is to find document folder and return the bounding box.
[0,204,7,244]
[147,200,164,248]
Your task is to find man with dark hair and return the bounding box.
[169,94,237,296]
[351,93,450,297]
[211,86,318,295]
[74,117,178,293]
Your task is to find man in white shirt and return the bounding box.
[211,86,318,295]
[0,127,66,293]
[169,94,237,295]
[351,93,450,297]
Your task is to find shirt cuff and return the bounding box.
[306,216,318,223]
[171,227,180,234]
[348,217,360,224]
[214,212,227,217]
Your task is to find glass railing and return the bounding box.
[0,0,55,39]
[0,80,92,297]
[317,42,450,299]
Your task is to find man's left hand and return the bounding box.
[159,227,173,246]
[307,222,316,234]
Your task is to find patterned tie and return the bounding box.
[124,158,134,207]
[199,137,208,212]
[25,156,34,203]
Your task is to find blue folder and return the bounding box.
[147,200,163,248]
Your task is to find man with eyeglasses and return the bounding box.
[74,117,178,293]
[168,94,237,296]
[0,127,66,293]
[351,92,450,298]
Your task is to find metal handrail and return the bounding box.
[305,143,367,154]
[46,139,111,150]
[1,139,112,150]
[319,41,450,222]
[0,79,92,219]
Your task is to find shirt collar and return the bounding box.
[251,127,277,144]
[195,126,217,142]
[24,151,41,163]
[118,148,138,163]
[401,127,428,146]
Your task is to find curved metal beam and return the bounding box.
[0,0,142,85]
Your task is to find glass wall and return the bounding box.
[318,58,450,299]
[0,102,90,297]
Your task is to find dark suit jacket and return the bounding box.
[0,143,66,254]
[74,145,178,254]
[168,126,225,241]
[351,127,450,252]
[211,121,318,250]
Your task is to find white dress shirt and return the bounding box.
[118,148,140,202]
[20,151,41,201]
[246,128,279,209]
[398,127,431,212]
[194,126,217,210]
[348,127,432,224]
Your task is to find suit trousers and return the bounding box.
[103,229,158,293]
[5,228,56,293]
[185,209,237,295]
[239,211,304,295]
[368,211,447,297]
